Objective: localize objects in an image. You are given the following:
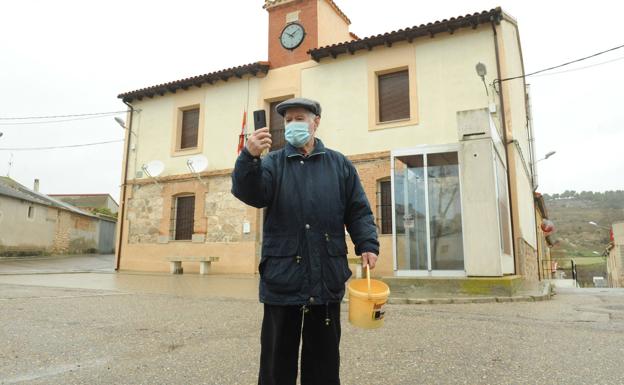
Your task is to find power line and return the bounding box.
[532,54,624,78]
[0,139,123,151]
[496,43,624,84]
[0,113,126,126]
[0,110,128,120]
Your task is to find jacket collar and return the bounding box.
[285,138,327,158]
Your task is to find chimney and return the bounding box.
[34,179,40,192]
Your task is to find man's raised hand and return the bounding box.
[246,127,272,157]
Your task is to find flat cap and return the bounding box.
[275,97,322,117]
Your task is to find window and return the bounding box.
[377,180,393,234]
[269,100,286,151]
[171,195,195,240]
[378,69,410,123]
[27,205,35,219]
[180,108,199,149]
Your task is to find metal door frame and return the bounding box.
[391,144,467,277]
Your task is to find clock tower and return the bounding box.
[264,0,354,69]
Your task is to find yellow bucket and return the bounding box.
[347,265,390,329]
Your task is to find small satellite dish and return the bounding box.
[186,155,209,173]
[142,160,165,177]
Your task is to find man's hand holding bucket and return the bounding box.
[362,252,378,269]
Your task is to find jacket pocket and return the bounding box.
[322,235,352,295]
[260,235,304,294]
[261,235,298,258]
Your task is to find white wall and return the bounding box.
[0,196,55,251]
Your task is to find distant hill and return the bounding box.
[543,190,624,258]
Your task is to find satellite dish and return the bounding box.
[186,155,209,173]
[142,160,165,177]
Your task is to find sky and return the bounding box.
[1,0,623,202]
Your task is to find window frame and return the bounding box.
[366,44,419,131]
[376,68,411,124]
[179,107,200,150]
[170,194,196,241]
[171,100,205,157]
[376,178,393,235]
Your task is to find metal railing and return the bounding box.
[542,258,577,285]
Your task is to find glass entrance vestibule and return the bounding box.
[391,145,466,277]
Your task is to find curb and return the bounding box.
[384,283,554,305]
[386,294,551,305]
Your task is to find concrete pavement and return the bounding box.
[1,255,624,384]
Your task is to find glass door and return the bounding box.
[392,146,465,276]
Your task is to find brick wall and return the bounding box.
[267,0,319,68]
[350,153,392,231]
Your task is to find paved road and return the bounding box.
[0,254,114,274]
[1,256,624,384]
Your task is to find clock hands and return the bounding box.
[280,24,304,49]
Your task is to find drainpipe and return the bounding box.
[491,19,517,275]
[115,100,135,271]
[506,18,543,281]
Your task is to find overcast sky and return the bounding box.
[1,0,622,202]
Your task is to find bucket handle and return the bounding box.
[366,264,371,299]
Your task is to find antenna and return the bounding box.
[7,153,13,177]
[186,155,209,186]
[141,160,164,189]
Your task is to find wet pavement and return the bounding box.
[1,255,624,384]
[0,254,114,275]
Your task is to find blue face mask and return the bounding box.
[285,121,311,148]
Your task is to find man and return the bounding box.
[231,97,379,385]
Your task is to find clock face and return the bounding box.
[280,23,305,50]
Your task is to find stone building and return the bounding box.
[115,1,542,281]
[0,177,116,255]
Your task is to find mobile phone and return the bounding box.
[253,110,266,130]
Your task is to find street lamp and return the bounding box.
[536,151,556,163]
[532,150,556,191]
[114,117,137,138]
[114,117,126,129]
[475,62,489,95]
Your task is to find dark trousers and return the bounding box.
[258,303,341,385]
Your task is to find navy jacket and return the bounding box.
[231,139,379,305]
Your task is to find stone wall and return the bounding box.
[52,210,71,253]
[517,237,539,281]
[205,175,248,243]
[126,175,251,245]
[52,210,98,254]
[127,184,163,244]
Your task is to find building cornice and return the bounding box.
[117,61,270,103]
[308,7,503,61]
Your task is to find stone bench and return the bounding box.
[348,257,363,279]
[165,256,220,275]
